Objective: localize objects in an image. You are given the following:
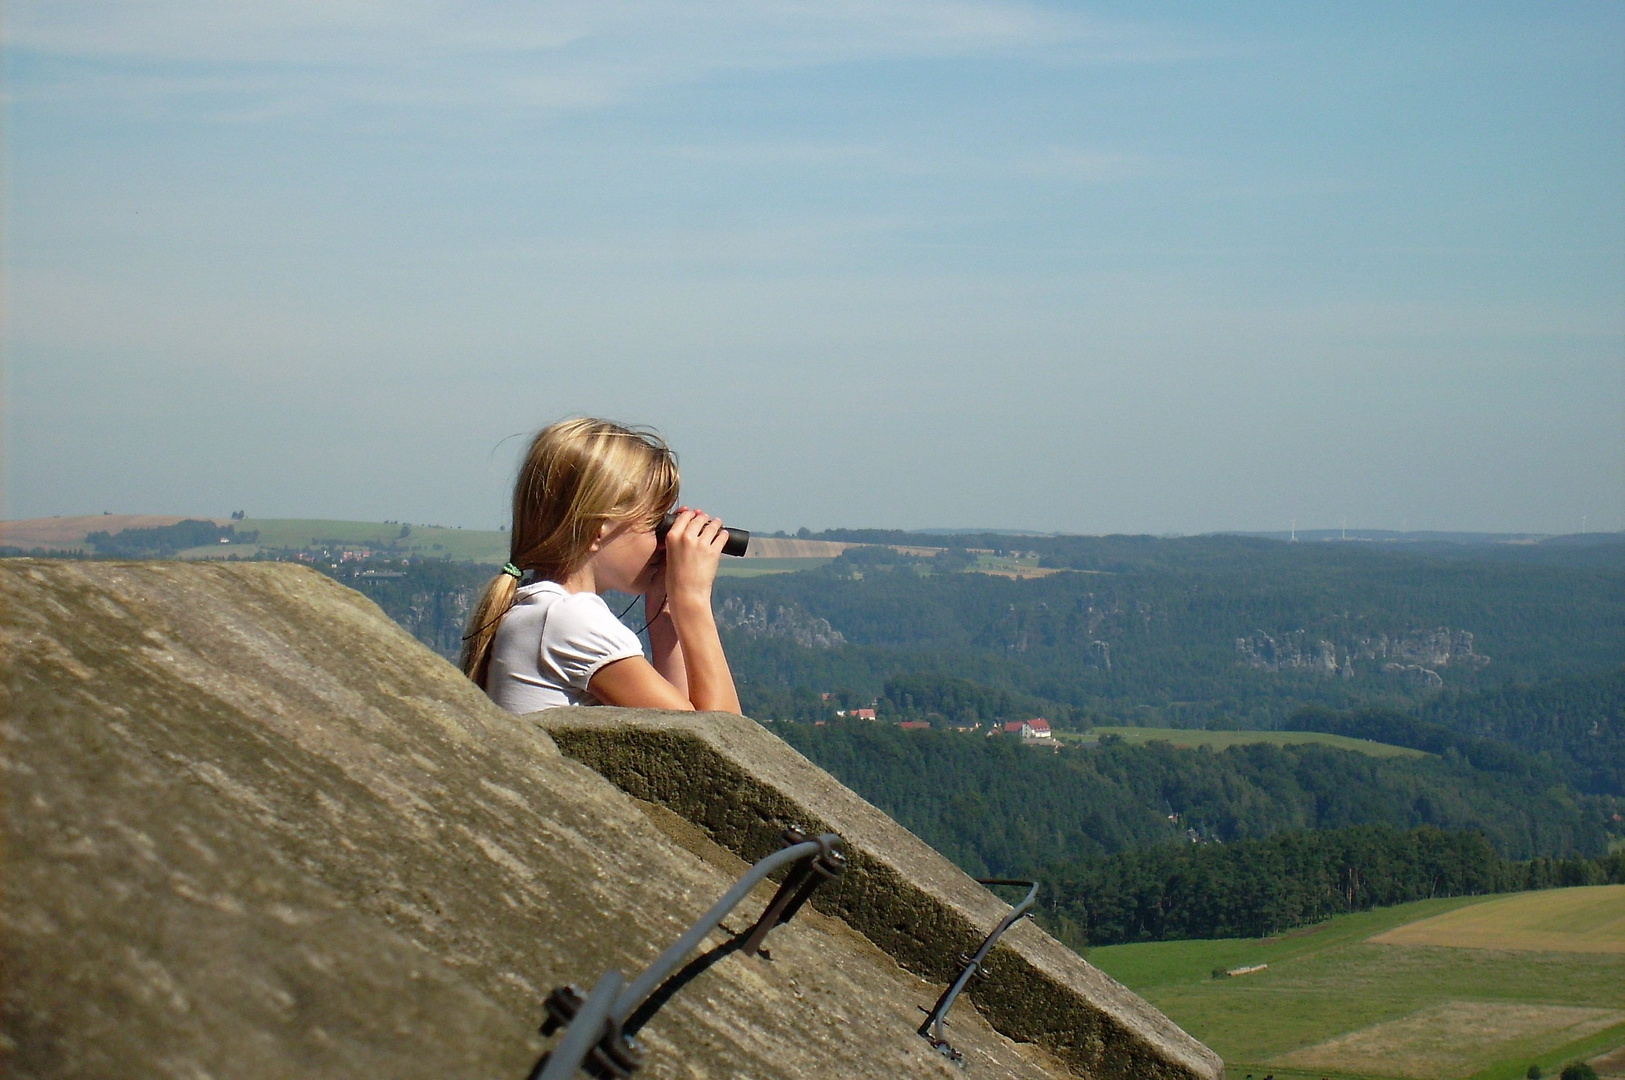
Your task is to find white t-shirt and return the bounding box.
[486,580,645,713]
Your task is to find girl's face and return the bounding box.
[591,517,660,594]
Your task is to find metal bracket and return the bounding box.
[740,827,848,956]
[531,972,644,1080]
[531,826,847,1078]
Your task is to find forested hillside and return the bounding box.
[775,721,1618,868]
[1421,668,1625,796]
[1043,826,1625,945]
[777,721,1625,946]
[719,534,1623,728]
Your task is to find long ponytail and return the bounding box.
[460,418,679,689]
[460,570,520,689]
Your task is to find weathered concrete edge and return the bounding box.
[534,709,1223,1080]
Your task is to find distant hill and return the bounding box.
[719,533,1625,728]
[0,513,227,549]
[1,515,857,565]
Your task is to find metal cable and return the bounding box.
[532,830,845,1079]
[918,878,1040,1061]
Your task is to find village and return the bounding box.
[823,699,1055,741]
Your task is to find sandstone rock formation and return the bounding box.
[1,560,1220,1080]
[714,596,846,648]
[1235,626,1489,681]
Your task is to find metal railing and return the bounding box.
[531,827,847,1079]
[918,878,1040,1064]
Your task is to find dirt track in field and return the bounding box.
[1276,1001,1625,1078]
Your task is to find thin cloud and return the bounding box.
[1014,147,1173,183]
[7,0,1229,116]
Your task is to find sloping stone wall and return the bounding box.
[538,710,1223,1080]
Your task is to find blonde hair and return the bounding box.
[461,418,679,688]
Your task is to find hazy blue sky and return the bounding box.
[5,1,1622,534]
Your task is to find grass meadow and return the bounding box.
[237,518,510,562]
[1083,887,1625,1080]
[716,556,835,577]
[1066,726,1430,759]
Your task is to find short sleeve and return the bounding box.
[539,592,646,691]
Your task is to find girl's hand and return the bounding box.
[660,507,726,607]
[654,506,741,714]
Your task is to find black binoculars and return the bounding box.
[655,512,750,557]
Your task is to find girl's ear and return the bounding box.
[587,519,613,552]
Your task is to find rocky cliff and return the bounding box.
[1235,626,1490,684]
[1,560,1220,1080]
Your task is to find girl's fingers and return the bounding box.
[674,508,708,537]
[671,508,722,545]
[665,511,726,576]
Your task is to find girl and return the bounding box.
[461,418,742,715]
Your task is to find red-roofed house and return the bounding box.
[1003,718,1053,740]
[899,720,932,730]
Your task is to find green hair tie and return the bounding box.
[501,562,523,580]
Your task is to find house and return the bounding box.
[899,720,931,730]
[851,708,877,721]
[1002,718,1053,740]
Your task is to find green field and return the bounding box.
[1084,890,1625,1080]
[235,518,509,562]
[1064,726,1429,759]
[716,557,835,577]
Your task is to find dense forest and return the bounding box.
[775,720,1624,945]
[83,518,257,557]
[775,719,1619,868]
[1043,826,1625,946]
[717,534,1623,728]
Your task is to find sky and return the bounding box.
[4,1,1622,535]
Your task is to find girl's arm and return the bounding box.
[588,510,741,714]
[661,511,742,713]
[588,654,694,709]
[642,566,689,698]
